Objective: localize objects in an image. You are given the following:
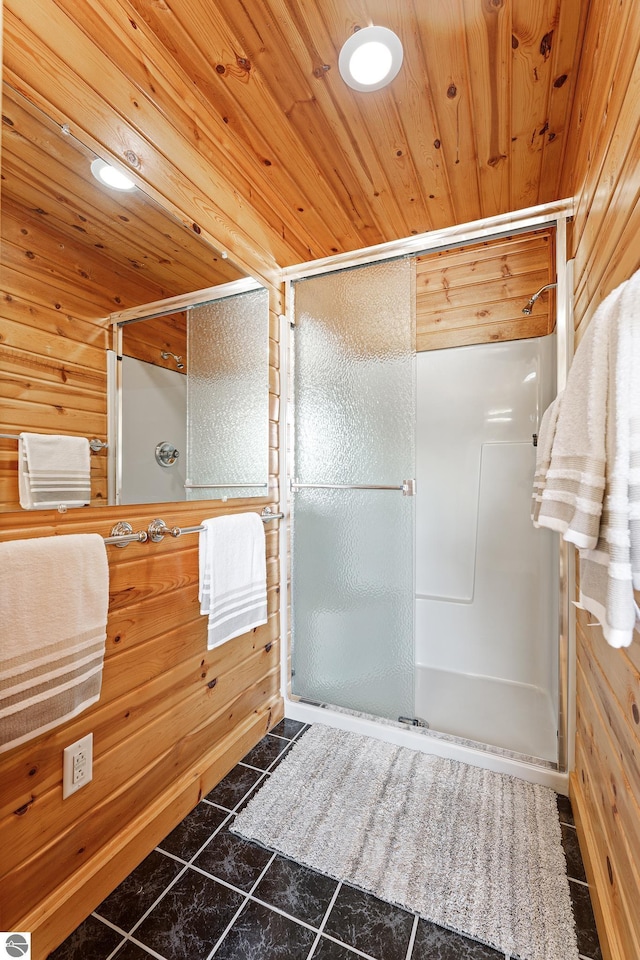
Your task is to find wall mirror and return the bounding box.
[1,82,270,511]
[112,282,270,505]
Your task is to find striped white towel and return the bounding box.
[199,514,268,649]
[19,433,91,510]
[0,534,109,754]
[535,284,622,549]
[534,269,640,647]
[578,270,640,647]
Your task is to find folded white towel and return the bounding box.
[199,514,268,649]
[0,534,109,754]
[19,433,91,510]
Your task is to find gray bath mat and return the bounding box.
[232,724,578,960]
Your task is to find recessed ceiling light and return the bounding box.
[90,158,136,191]
[339,25,403,92]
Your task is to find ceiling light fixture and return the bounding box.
[338,25,403,92]
[90,158,136,191]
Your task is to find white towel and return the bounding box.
[199,514,268,649]
[629,295,640,592]
[535,285,621,549]
[534,271,640,647]
[19,433,91,510]
[0,534,109,754]
[531,392,563,526]
[578,271,640,647]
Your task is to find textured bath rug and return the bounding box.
[231,724,579,960]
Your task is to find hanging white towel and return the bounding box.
[578,270,640,647]
[531,392,563,526]
[199,514,268,649]
[0,534,109,754]
[534,270,640,648]
[535,285,621,549]
[19,433,91,510]
[629,296,640,593]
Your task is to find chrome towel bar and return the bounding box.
[147,518,203,543]
[104,522,149,547]
[106,507,284,547]
[0,433,107,452]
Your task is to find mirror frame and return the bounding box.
[109,277,268,507]
[1,80,275,515]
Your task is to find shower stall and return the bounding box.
[414,336,558,762]
[281,202,574,791]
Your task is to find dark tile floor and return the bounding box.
[49,721,602,960]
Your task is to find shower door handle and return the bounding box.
[291,480,416,496]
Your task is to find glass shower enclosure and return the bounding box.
[290,258,416,720]
[287,216,570,776]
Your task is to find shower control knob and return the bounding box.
[155,441,180,467]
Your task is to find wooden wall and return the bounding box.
[0,502,282,958]
[2,0,284,286]
[3,1,640,959]
[0,111,283,959]
[121,312,188,372]
[0,202,170,510]
[2,0,589,263]
[560,0,640,957]
[415,229,555,351]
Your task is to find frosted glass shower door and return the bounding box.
[291,259,415,721]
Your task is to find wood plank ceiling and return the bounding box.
[122,0,588,261]
[1,85,246,301]
[3,0,589,270]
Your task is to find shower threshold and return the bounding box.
[415,665,558,763]
[303,698,558,771]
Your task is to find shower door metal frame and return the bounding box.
[278,198,575,788]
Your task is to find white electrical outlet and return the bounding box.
[63,733,93,799]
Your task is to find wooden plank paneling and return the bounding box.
[573,681,640,959]
[1,83,245,296]
[2,3,633,959]
[510,0,558,212]
[0,647,280,880]
[537,0,589,208]
[26,705,276,959]
[3,0,587,268]
[0,98,283,958]
[411,0,481,227]
[0,501,283,957]
[121,313,187,371]
[562,2,640,955]
[416,229,555,351]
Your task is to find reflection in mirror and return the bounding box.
[1,82,270,512]
[118,354,187,505]
[187,286,270,501]
[114,282,270,505]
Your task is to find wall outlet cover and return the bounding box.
[62,733,93,799]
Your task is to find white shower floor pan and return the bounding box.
[414,664,558,763]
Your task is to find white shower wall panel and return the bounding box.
[415,336,558,702]
[120,356,187,504]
